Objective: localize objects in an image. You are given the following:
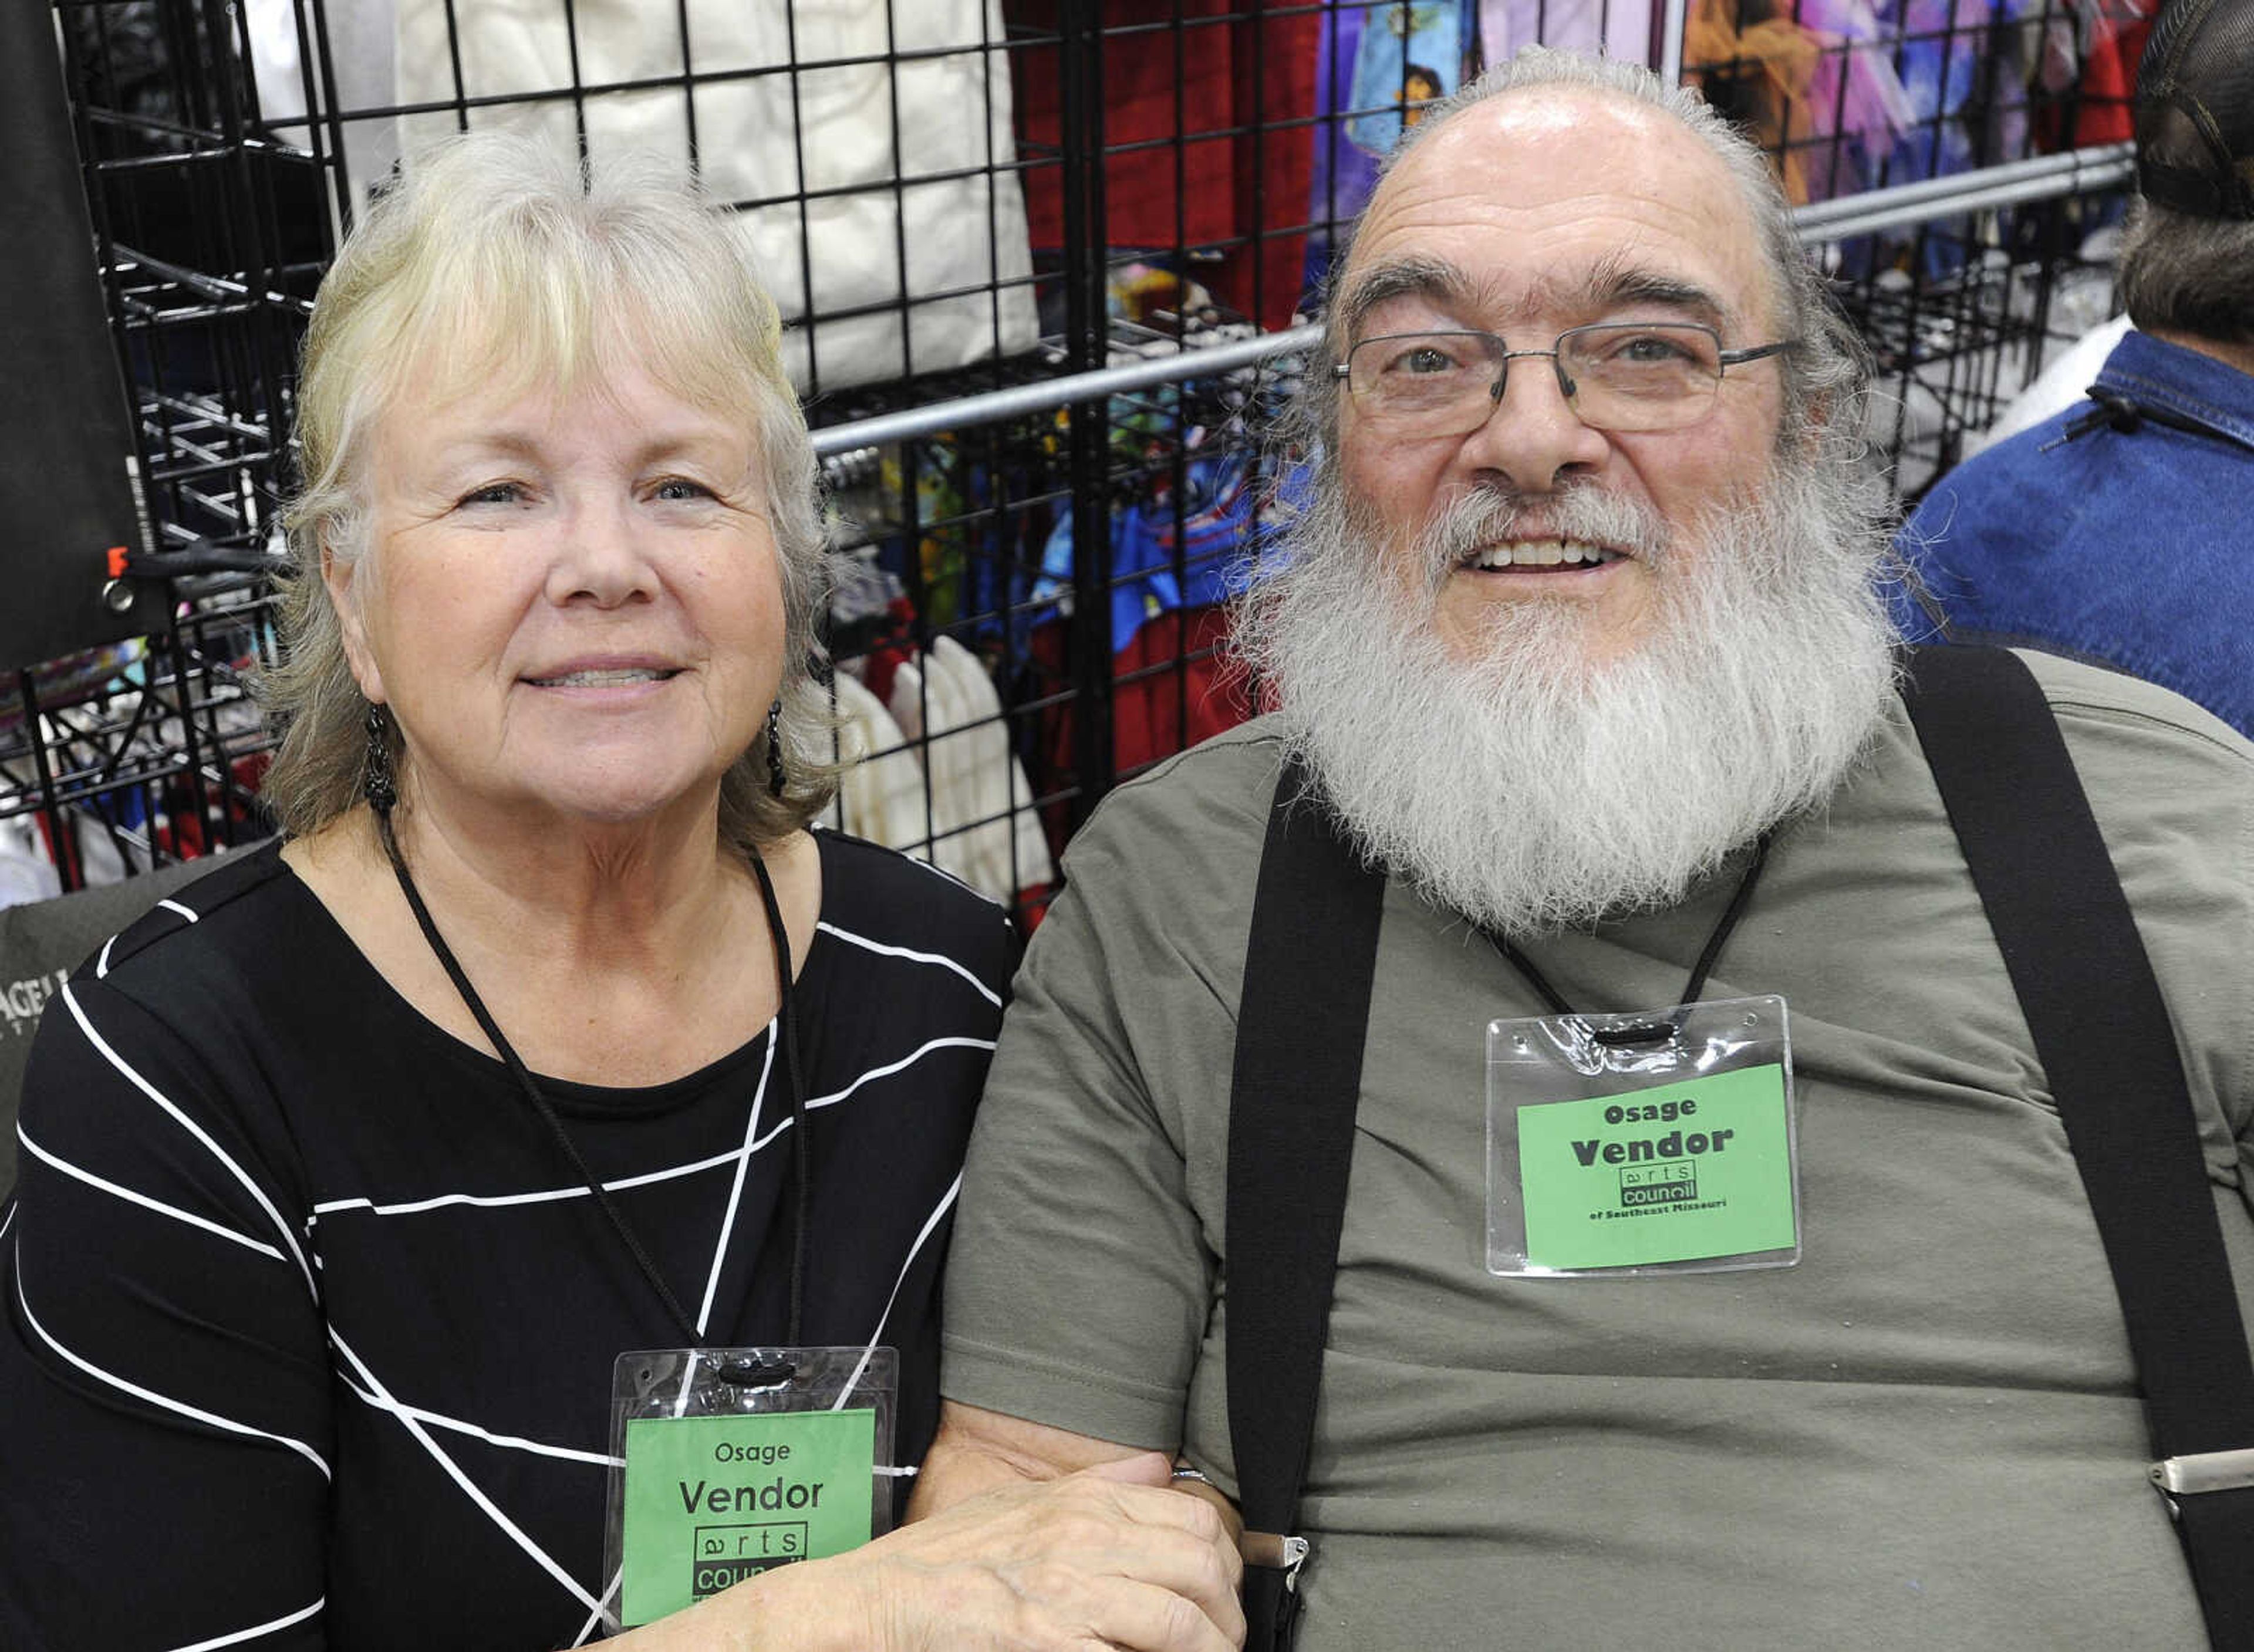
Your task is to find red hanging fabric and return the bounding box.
[1011,1,1322,330]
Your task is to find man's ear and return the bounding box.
[322,538,385,705]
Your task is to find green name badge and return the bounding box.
[1516,1063,1797,1271]
[618,1408,876,1626]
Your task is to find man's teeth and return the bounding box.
[529,667,674,687]
[1469,540,1621,569]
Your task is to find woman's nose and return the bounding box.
[545,498,659,607]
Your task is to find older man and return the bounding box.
[913,49,2254,1650]
[1897,0,2254,737]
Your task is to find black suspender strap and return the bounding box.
[1227,754,1388,1652]
[1902,643,2254,1648]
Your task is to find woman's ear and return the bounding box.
[323,538,385,705]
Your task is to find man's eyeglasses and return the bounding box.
[1332,323,1800,437]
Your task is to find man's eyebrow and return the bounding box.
[1335,256,1471,339]
[1335,253,1739,340]
[1575,258,1731,329]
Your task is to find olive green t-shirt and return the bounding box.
[942,651,2254,1650]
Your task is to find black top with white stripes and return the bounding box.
[0,831,1014,1650]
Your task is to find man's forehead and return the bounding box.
[1385,83,1726,200]
[1339,87,1764,327]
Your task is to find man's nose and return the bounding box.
[1456,351,1612,492]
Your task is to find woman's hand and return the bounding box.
[628,1450,1244,1650]
[852,1450,1245,1650]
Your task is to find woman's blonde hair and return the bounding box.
[263,131,840,851]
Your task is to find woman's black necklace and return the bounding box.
[372,803,809,1348]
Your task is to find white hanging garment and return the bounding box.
[890,651,981,894]
[890,653,978,889]
[0,819,62,911]
[245,0,400,194]
[919,636,1052,903]
[888,656,927,749]
[826,670,927,850]
[392,0,1040,391]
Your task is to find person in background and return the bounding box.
[1895,0,2254,736]
[0,133,1238,1651]
[912,45,2253,1650]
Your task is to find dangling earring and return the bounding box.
[765,699,788,799]
[363,702,398,815]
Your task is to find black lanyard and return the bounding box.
[373,803,809,1349]
[1483,830,1774,1044]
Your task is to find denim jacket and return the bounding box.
[1894,327,2254,738]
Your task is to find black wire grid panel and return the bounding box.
[5,0,2135,911]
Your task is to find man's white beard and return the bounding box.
[1235,455,1900,937]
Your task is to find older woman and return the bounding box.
[0,136,1239,1650]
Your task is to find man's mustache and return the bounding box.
[1410,483,1673,590]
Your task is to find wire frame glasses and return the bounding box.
[1333,323,1799,436]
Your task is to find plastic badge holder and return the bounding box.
[603,1345,896,1630]
[1486,995,1800,1278]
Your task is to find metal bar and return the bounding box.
[1797,157,2138,246]
[780,0,819,393]
[110,244,312,313]
[811,326,1321,455]
[1061,0,1114,827]
[16,668,78,891]
[301,0,355,219]
[1794,143,2135,241]
[882,0,912,383]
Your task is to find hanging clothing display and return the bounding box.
[1338,1,1472,153]
[1111,603,1250,776]
[393,0,1040,391]
[889,637,1054,907]
[825,640,1054,909]
[0,823,61,912]
[1477,0,1649,77]
[1307,3,1479,288]
[1784,0,1920,202]
[1011,0,1322,332]
[244,0,399,195]
[2033,0,2155,150]
[1686,0,1824,204]
[828,670,932,854]
[1022,450,1258,795]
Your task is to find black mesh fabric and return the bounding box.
[2137,0,2254,219]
